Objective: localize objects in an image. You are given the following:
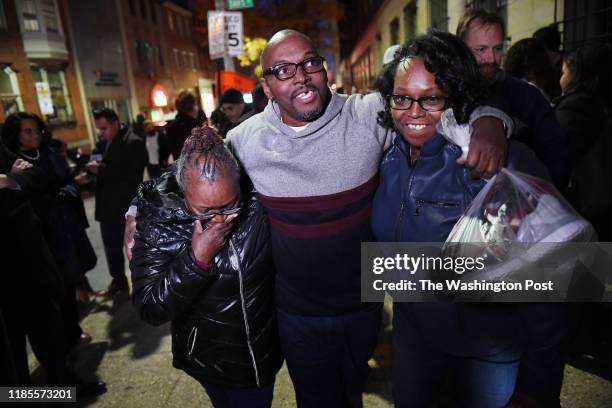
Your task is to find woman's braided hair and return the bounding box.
[175,125,239,191]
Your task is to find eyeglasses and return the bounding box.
[21,128,41,135]
[263,56,326,81]
[389,95,448,112]
[189,205,242,222]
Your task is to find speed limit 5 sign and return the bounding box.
[224,11,243,56]
[207,11,244,59]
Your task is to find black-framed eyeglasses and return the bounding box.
[389,95,448,112]
[21,127,41,135]
[263,56,326,81]
[189,205,242,222]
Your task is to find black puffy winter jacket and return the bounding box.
[130,171,282,388]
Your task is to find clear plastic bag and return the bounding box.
[441,169,595,288]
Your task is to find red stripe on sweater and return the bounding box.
[258,174,379,212]
[268,203,372,239]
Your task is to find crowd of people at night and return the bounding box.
[1,7,611,408]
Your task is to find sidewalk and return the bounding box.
[31,197,611,407]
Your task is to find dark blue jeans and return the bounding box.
[393,304,521,408]
[277,303,382,408]
[202,382,274,408]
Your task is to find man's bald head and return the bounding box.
[260,29,316,68]
[259,29,330,127]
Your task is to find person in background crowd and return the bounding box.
[504,38,560,103]
[252,83,269,114]
[0,141,106,396]
[1,112,97,350]
[217,88,253,137]
[456,9,569,189]
[221,88,252,123]
[554,43,612,240]
[373,30,550,408]
[87,108,147,297]
[553,42,612,399]
[210,108,231,137]
[130,127,282,407]
[132,113,147,141]
[144,121,164,179]
[533,23,563,97]
[165,91,205,162]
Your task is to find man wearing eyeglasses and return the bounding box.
[222,29,516,407]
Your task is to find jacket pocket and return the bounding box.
[414,198,460,216]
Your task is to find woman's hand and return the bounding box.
[0,159,32,190]
[191,214,238,265]
[11,158,32,172]
[460,116,507,178]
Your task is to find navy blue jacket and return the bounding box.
[372,132,548,243]
[372,132,549,356]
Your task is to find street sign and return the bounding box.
[227,0,253,10]
[207,11,243,59]
[224,11,244,56]
[207,11,225,60]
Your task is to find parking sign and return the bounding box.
[207,11,243,59]
[207,11,225,59]
[224,12,243,56]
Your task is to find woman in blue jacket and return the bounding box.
[371,31,549,408]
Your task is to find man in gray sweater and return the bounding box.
[226,29,511,407]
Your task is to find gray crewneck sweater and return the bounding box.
[228,92,393,198]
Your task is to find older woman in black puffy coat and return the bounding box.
[130,126,282,408]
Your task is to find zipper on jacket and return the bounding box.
[393,201,405,240]
[187,326,198,359]
[394,155,419,240]
[415,199,460,216]
[229,239,261,387]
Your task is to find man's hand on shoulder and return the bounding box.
[459,116,507,178]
